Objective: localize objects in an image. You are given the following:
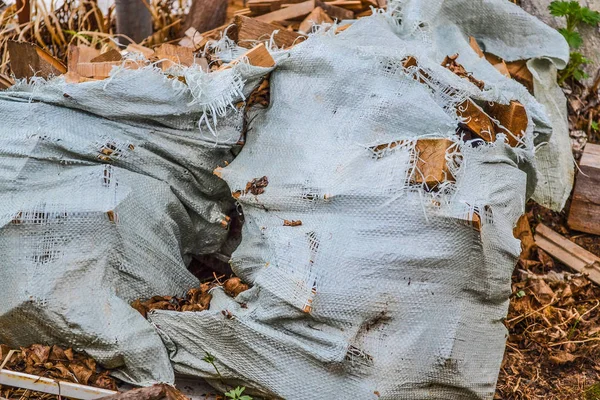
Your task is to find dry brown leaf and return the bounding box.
[530,279,555,304]
[549,351,578,365]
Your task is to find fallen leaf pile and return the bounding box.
[132,276,250,317]
[495,202,600,400]
[0,343,117,399]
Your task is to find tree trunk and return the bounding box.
[115,0,153,44]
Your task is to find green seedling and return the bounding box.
[549,1,600,83]
[225,386,253,400]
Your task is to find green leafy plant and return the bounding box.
[225,386,253,400]
[549,1,600,83]
[202,352,224,383]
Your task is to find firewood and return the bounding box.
[125,43,155,58]
[411,138,455,189]
[76,60,142,79]
[324,0,363,12]
[469,36,484,58]
[484,52,511,78]
[316,0,353,20]
[7,41,67,80]
[248,0,281,15]
[67,45,101,72]
[483,100,527,147]
[505,59,533,93]
[456,99,496,142]
[90,49,122,63]
[231,15,305,49]
[154,44,194,70]
[298,6,332,33]
[535,223,600,286]
[0,74,14,89]
[256,0,315,23]
[219,43,276,70]
[568,143,600,236]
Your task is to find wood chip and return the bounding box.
[316,0,353,20]
[219,42,275,70]
[411,138,455,189]
[90,49,122,63]
[456,99,496,142]
[483,100,527,147]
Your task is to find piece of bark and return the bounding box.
[298,6,332,33]
[231,15,305,49]
[256,0,315,23]
[535,223,600,286]
[181,0,228,36]
[568,143,600,236]
[316,0,353,20]
[411,138,455,189]
[115,0,153,44]
[98,384,188,400]
[514,214,536,259]
[456,99,496,142]
[91,49,122,63]
[8,41,66,80]
[483,100,527,147]
[219,43,275,70]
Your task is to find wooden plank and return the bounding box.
[8,41,66,80]
[219,43,275,70]
[568,143,600,236]
[255,0,315,23]
[0,369,117,400]
[231,15,305,49]
[298,6,332,33]
[316,0,353,19]
[456,99,496,142]
[535,223,600,286]
[483,100,527,147]
[412,138,455,189]
[248,0,281,15]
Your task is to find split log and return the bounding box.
[298,6,333,33]
[316,0,353,20]
[231,15,305,49]
[256,0,315,23]
[7,41,66,80]
[535,223,600,286]
[568,143,600,236]
[456,99,496,142]
[411,138,455,189]
[219,43,276,70]
[483,100,527,147]
[181,0,228,36]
